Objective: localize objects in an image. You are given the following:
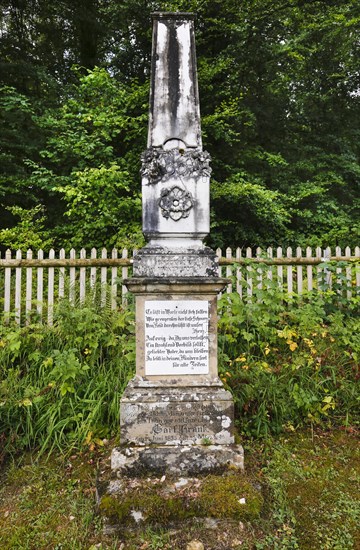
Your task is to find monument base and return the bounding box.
[111,443,244,477]
[120,381,236,447]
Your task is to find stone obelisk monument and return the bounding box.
[112,12,243,474]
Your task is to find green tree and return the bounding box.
[0,0,359,249]
[27,67,148,249]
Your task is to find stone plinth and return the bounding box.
[110,444,244,477]
[116,277,244,475]
[120,384,234,446]
[125,278,228,385]
[133,245,219,278]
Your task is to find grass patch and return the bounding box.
[0,429,359,549]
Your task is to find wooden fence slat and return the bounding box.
[296,247,303,294]
[287,247,293,294]
[345,246,352,298]
[4,249,11,320]
[90,248,97,294]
[112,248,118,309]
[267,247,273,285]
[236,247,242,297]
[324,247,332,289]
[355,246,360,289]
[306,247,313,291]
[15,250,22,324]
[59,248,65,300]
[256,247,262,291]
[246,247,253,298]
[101,248,107,307]
[277,247,283,291]
[48,249,55,325]
[122,248,128,303]
[315,247,322,289]
[69,249,76,305]
[37,249,44,320]
[216,248,222,279]
[335,246,342,292]
[25,249,33,322]
[226,247,232,293]
[79,248,86,304]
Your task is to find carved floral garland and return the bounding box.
[141,148,211,184]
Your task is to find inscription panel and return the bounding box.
[144,300,209,375]
[120,398,234,446]
[148,402,208,444]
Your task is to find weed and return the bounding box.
[218,269,359,437]
[0,291,135,459]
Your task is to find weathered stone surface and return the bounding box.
[142,13,210,244]
[120,385,235,446]
[110,12,244,486]
[111,444,244,476]
[133,246,219,278]
[123,279,228,386]
[186,541,204,550]
[148,13,201,149]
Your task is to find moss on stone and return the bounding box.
[98,472,263,527]
[199,474,263,520]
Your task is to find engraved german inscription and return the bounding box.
[144,300,209,375]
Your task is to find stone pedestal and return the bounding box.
[113,277,244,474]
[97,13,244,535]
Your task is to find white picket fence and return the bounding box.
[0,246,359,324]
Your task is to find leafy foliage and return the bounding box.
[1,0,359,249]
[218,266,360,436]
[0,294,135,456]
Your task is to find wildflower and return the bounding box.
[286,339,298,351]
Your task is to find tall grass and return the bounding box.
[218,266,360,437]
[1,271,359,458]
[0,291,135,459]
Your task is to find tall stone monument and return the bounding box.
[112,12,243,475]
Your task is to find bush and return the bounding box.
[218,269,360,437]
[0,294,135,458]
[1,270,359,458]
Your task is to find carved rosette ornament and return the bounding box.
[141,148,211,184]
[158,186,194,221]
